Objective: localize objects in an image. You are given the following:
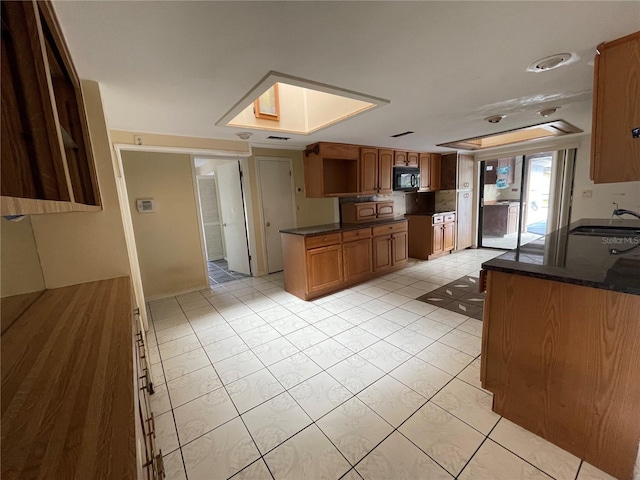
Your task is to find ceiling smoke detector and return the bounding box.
[485,115,506,124]
[235,132,253,140]
[527,53,574,72]
[538,107,560,117]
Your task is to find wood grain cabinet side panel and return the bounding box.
[591,31,640,183]
[482,271,640,480]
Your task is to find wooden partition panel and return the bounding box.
[482,271,640,479]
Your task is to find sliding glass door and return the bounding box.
[478,150,574,250]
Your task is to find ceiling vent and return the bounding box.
[266,135,290,140]
[390,131,414,138]
[527,53,574,72]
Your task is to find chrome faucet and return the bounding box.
[610,203,640,223]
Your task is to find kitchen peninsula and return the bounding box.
[480,218,640,479]
[281,217,408,300]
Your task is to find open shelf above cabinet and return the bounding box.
[1,0,101,215]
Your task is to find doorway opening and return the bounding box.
[478,149,576,250]
[195,158,252,286]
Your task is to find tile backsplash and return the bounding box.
[435,190,456,211]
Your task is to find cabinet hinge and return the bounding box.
[133,307,140,315]
[289,170,292,176]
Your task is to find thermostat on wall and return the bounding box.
[136,198,156,213]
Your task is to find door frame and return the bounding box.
[112,144,256,305]
[254,156,297,274]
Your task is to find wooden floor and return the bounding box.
[1,276,135,480]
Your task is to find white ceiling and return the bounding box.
[53,1,639,152]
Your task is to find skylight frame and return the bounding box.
[437,120,583,150]
[216,71,390,135]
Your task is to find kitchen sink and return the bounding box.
[569,225,640,236]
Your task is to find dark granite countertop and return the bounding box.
[280,216,407,236]
[482,218,640,295]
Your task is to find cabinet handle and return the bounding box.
[155,450,165,478]
[146,412,156,437]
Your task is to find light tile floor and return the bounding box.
[146,249,616,480]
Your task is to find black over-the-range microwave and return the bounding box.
[393,166,420,191]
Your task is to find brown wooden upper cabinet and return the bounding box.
[304,142,360,197]
[419,153,441,191]
[591,30,640,183]
[1,0,101,215]
[394,151,419,167]
[359,148,393,195]
[441,153,474,190]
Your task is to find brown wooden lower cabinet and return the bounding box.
[281,220,407,300]
[406,214,456,260]
[343,237,373,282]
[481,270,640,480]
[306,244,344,294]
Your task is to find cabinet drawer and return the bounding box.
[376,202,394,217]
[342,228,372,242]
[305,232,341,249]
[372,221,407,236]
[432,215,444,224]
[444,213,456,223]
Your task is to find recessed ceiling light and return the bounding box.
[527,53,574,72]
[485,115,506,124]
[538,107,560,117]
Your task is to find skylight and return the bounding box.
[437,120,582,150]
[216,72,389,135]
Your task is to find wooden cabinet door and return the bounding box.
[419,153,431,190]
[392,231,408,265]
[458,154,474,190]
[443,222,456,251]
[372,235,392,271]
[456,191,473,250]
[378,149,393,193]
[306,245,344,294]
[430,154,441,191]
[432,225,444,254]
[485,160,498,184]
[355,203,377,222]
[343,238,372,282]
[591,31,640,183]
[360,148,378,194]
[376,201,394,218]
[406,152,419,167]
[394,151,408,166]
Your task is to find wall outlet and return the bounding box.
[581,189,593,198]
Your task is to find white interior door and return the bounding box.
[216,161,251,275]
[258,158,296,273]
[197,176,224,261]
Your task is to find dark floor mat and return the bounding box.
[416,275,485,320]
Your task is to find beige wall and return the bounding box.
[571,135,640,222]
[1,217,45,297]
[29,81,130,289]
[122,150,207,299]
